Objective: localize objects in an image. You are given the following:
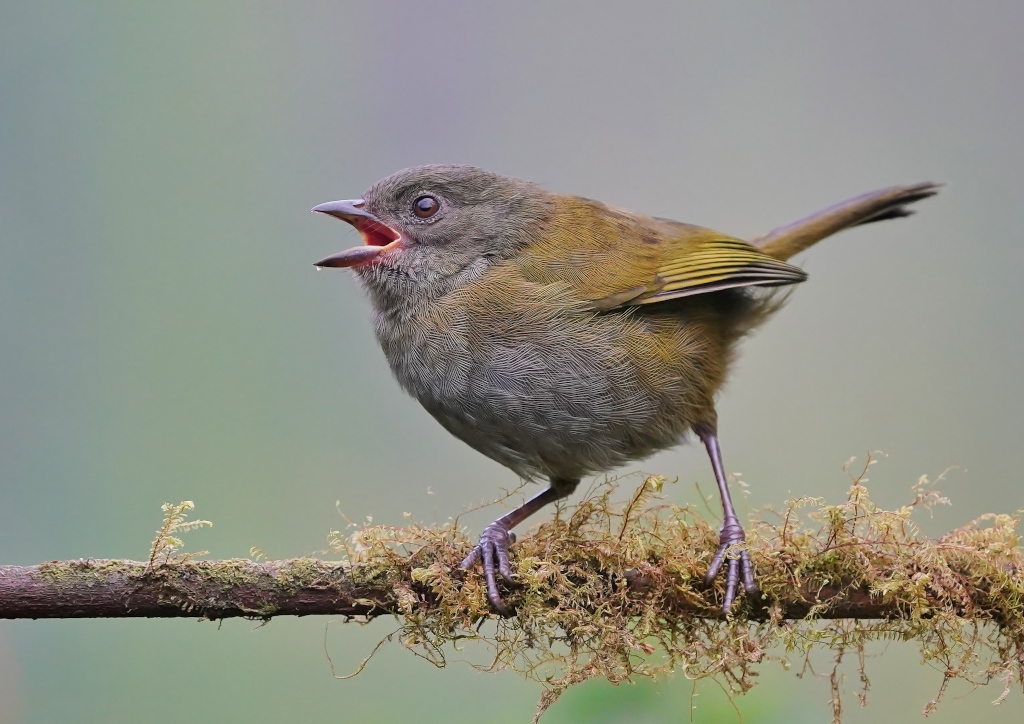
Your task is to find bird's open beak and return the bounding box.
[311,199,402,268]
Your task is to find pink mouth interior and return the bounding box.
[358,220,401,247]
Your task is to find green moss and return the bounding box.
[325,463,1023,722]
[147,500,212,569]
[107,465,1020,721]
[36,559,137,586]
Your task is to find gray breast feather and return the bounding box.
[375,305,686,480]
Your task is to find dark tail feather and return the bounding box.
[753,182,941,261]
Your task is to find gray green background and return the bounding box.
[1,2,1022,722]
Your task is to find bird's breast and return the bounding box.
[368,275,724,479]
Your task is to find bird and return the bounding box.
[311,165,938,614]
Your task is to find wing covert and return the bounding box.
[629,235,807,305]
[514,197,808,311]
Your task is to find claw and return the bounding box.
[704,517,758,614]
[461,521,517,613]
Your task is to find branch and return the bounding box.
[1,473,1021,722]
[0,556,927,621]
[0,558,379,620]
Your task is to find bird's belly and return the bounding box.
[418,361,677,480]
[374,307,717,481]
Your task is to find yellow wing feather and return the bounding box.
[514,196,807,310]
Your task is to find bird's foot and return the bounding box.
[704,517,758,614]
[460,521,517,614]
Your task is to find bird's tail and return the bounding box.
[753,182,941,261]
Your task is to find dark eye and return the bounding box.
[413,195,440,219]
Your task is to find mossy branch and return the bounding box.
[0,466,1021,721]
[0,550,998,622]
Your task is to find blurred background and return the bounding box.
[1,1,1022,722]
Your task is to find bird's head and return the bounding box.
[313,165,552,306]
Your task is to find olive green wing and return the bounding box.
[514,198,808,311]
[625,233,807,306]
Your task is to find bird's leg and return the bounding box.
[695,423,757,613]
[461,478,578,613]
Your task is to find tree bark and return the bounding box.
[0,557,939,621]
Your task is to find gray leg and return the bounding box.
[695,423,757,613]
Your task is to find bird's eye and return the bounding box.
[413,195,440,219]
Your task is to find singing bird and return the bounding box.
[312,166,938,613]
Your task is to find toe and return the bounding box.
[481,542,501,605]
[496,542,513,582]
[705,546,726,584]
[722,556,741,613]
[460,545,481,569]
[740,550,758,593]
